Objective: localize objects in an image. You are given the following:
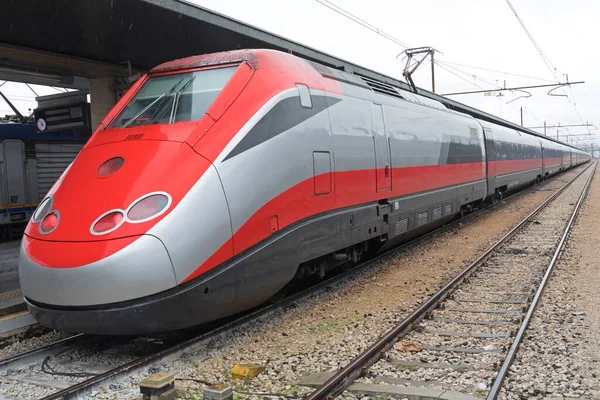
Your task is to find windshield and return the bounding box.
[110,66,237,128]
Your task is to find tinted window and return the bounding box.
[111,66,237,128]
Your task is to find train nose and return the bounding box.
[18,234,177,307]
[24,138,211,244]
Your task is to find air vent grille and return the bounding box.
[396,218,409,234]
[433,206,442,220]
[125,134,144,141]
[417,211,428,226]
[360,76,405,99]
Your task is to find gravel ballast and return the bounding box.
[498,164,600,399]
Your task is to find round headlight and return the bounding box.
[32,196,52,223]
[39,211,59,234]
[91,211,124,235]
[127,193,170,223]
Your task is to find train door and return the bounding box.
[569,149,573,166]
[3,141,27,207]
[482,127,496,195]
[372,104,391,191]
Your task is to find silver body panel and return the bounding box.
[19,234,176,306]
[147,163,233,284]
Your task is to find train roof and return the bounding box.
[150,48,587,154]
[306,60,587,153]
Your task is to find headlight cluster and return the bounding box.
[90,192,172,235]
[31,196,60,235]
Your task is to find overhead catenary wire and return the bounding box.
[314,0,411,49]
[504,0,563,79]
[437,57,593,133]
[312,0,591,136]
[504,0,590,133]
[435,61,547,124]
[436,59,556,83]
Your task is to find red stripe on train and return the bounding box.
[489,159,542,176]
[183,161,486,282]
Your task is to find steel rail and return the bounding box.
[0,333,86,370]
[486,161,597,399]
[304,161,594,400]
[18,163,586,400]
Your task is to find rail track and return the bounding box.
[303,161,597,400]
[0,164,590,400]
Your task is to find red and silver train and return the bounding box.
[18,49,591,335]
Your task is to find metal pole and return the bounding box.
[544,121,546,135]
[431,52,435,93]
[520,107,523,126]
[557,129,559,140]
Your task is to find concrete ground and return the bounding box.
[0,241,22,315]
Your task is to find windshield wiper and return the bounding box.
[168,76,196,124]
[122,78,184,128]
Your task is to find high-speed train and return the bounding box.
[18,49,591,335]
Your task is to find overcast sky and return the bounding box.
[191,0,599,151]
[2,0,598,151]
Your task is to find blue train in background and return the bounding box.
[0,89,91,240]
[0,122,89,240]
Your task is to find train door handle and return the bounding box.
[384,165,389,177]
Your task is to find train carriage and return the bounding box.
[478,121,543,197]
[17,49,591,335]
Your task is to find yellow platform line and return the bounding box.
[0,310,29,322]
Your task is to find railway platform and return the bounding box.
[0,241,22,316]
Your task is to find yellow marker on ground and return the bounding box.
[231,364,265,380]
[0,310,29,322]
[139,372,176,400]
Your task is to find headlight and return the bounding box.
[32,196,53,223]
[90,192,171,235]
[127,193,170,222]
[39,211,60,234]
[91,210,125,235]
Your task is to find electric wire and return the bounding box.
[313,0,590,136]
[438,55,591,133]
[435,62,546,124]
[436,59,556,83]
[505,0,563,79]
[314,0,411,49]
[504,0,590,133]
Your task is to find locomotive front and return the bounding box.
[18,55,254,335]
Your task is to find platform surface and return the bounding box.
[0,241,23,313]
